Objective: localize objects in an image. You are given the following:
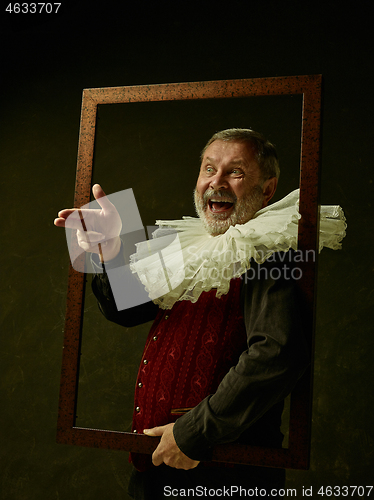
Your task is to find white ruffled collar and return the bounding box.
[130,189,346,309]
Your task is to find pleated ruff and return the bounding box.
[130,189,346,309]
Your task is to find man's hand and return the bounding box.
[54,184,122,262]
[144,423,200,470]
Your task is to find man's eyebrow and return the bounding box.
[229,159,245,166]
[203,157,246,166]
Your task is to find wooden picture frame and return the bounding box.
[57,75,322,469]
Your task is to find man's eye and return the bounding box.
[206,167,214,173]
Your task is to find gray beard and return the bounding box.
[194,185,264,236]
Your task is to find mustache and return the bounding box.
[202,189,237,204]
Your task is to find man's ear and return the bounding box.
[262,177,278,207]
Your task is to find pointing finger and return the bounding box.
[57,208,78,219]
[58,210,89,231]
[54,211,83,229]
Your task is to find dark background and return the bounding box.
[0,1,373,498]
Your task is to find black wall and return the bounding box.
[1,1,373,498]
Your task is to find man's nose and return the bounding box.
[209,173,229,190]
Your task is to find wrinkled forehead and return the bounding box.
[201,139,258,164]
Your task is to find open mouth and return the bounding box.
[208,200,234,214]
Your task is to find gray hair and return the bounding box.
[200,128,280,180]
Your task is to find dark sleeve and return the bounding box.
[90,247,159,328]
[173,255,310,461]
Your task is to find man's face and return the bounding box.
[194,140,266,236]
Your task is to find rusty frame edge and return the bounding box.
[81,75,322,106]
[290,73,322,470]
[57,75,322,470]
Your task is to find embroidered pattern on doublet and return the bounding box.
[131,279,247,470]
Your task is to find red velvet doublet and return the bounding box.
[130,278,248,470]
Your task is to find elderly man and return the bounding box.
[55,129,309,499]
